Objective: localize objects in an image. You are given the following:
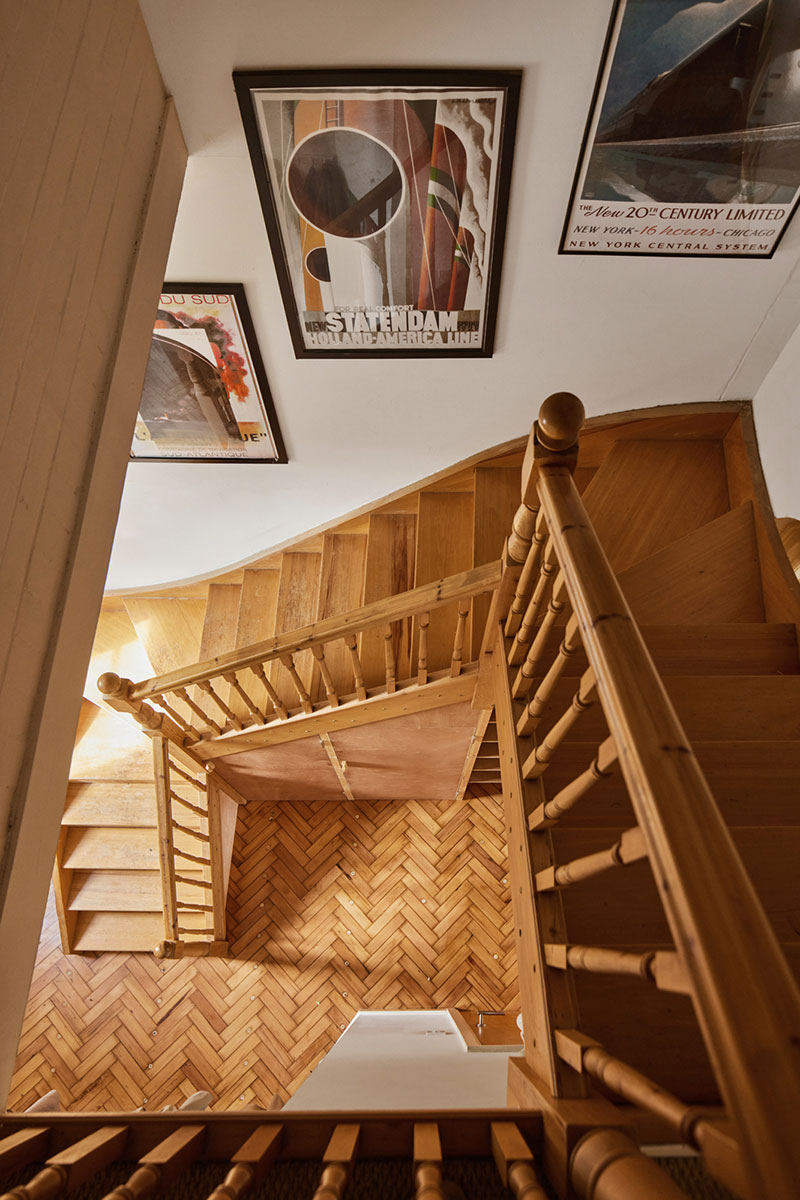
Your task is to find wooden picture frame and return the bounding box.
[234,69,520,357]
[131,282,287,463]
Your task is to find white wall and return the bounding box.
[754,321,800,520]
[284,1010,517,1110]
[111,0,800,591]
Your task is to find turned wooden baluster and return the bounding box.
[312,644,339,707]
[344,635,367,701]
[491,1122,548,1200]
[570,1128,688,1199]
[1,1127,128,1200]
[171,820,210,843]
[512,575,569,699]
[535,826,646,892]
[169,761,207,791]
[151,694,199,739]
[528,736,617,830]
[249,663,288,720]
[102,1125,205,1200]
[170,790,206,818]
[207,1124,283,1200]
[174,687,223,735]
[507,538,557,666]
[555,1030,747,1198]
[544,945,690,994]
[517,612,582,733]
[414,1123,443,1200]
[383,624,397,693]
[521,666,597,770]
[312,1125,359,1200]
[505,508,549,639]
[223,671,265,723]
[279,654,313,713]
[450,602,470,677]
[417,612,430,685]
[198,679,242,730]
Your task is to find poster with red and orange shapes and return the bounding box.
[234,71,520,357]
[131,284,287,462]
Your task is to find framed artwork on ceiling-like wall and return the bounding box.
[561,0,800,258]
[131,283,287,463]
[233,69,521,357]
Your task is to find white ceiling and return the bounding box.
[109,0,800,591]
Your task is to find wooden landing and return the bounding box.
[8,793,517,1112]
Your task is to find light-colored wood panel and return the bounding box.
[71,911,165,953]
[537,740,800,829]
[64,781,157,827]
[124,598,207,675]
[272,553,321,710]
[233,569,281,720]
[316,534,368,699]
[199,585,241,660]
[70,703,152,782]
[576,410,738,470]
[471,468,519,659]
[414,493,474,674]
[68,871,162,912]
[62,827,158,872]
[360,514,416,689]
[85,607,154,706]
[581,440,731,573]
[618,504,765,626]
[536,675,800,744]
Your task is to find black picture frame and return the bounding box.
[131,282,287,464]
[233,68,520,357]
[560,0,800,259]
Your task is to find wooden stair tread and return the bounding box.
[68,870,208,912]
[69,702,152,781]
[530,623,799,677]
[580,439,730,573]
[64,781,156,826]
[414,491,474,674]
[617,502,765,625]
[70,911,165,953]
[123,596,206,674]
[535,675,800,742]
[62,827,158,871]
[360,513,416,687]
[539,740,800,828]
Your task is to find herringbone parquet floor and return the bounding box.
[8,790,518,1112]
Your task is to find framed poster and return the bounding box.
[561,0,800,258]
[131,283,287,463]
[233,69,520,356]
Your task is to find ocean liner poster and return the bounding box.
[561,0,800,257]
[234,71,520,355]
[131,285,287,462]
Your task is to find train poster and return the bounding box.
[561,0,800,258]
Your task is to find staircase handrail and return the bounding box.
[120,560,501,704]
[500,393,800,1198]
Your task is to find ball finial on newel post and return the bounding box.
[536,391,585,453]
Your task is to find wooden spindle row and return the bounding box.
[0,1118,546,1200]
[545,944,690,994]
[521,667,597,775]
[528,736,617,830]
[508,537,557,666]
[512,574,569,699]
[505,507,549,639]
[535,826,647,892]
[223,671,265,722]
[198,680,242,730]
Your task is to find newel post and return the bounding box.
[97,672,163,731]
[509,391,585,564]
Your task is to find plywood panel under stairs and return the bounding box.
[580,439,731,573]
[414,492,474,674]
[359,513,416,688]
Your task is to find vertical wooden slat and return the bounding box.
[360,512,417,686]
[205,776,227,943]
[153,736,179,942]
